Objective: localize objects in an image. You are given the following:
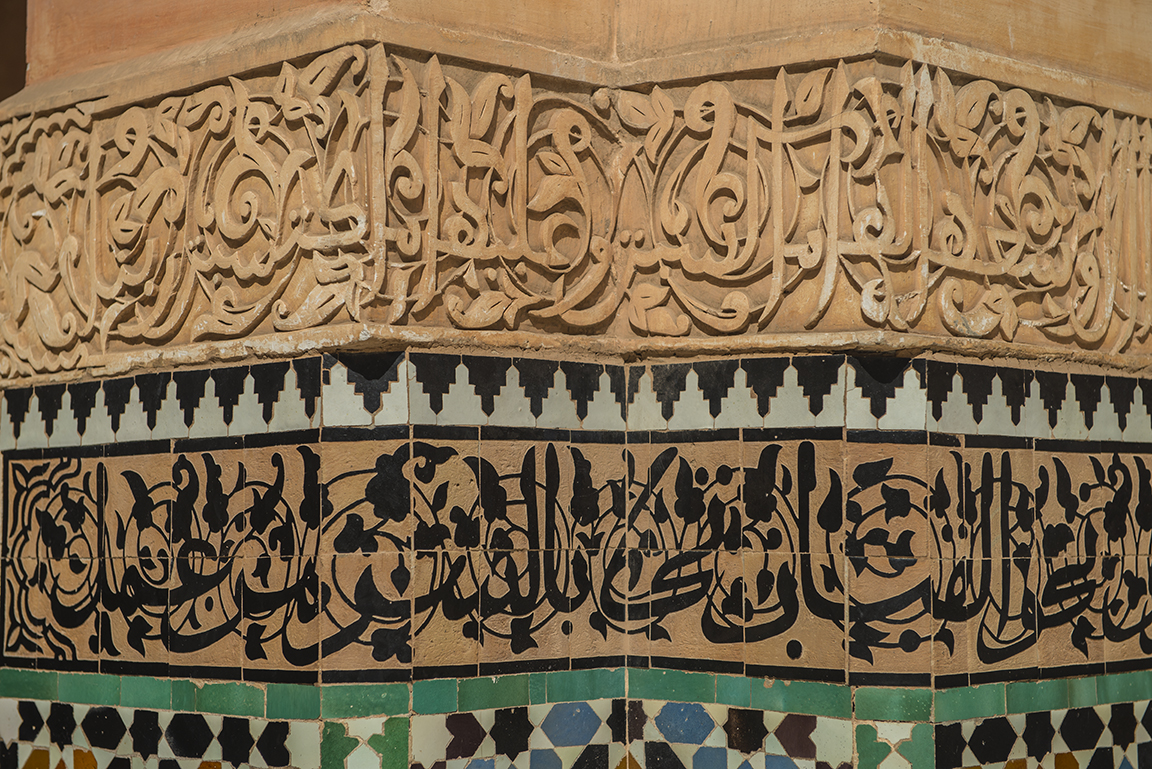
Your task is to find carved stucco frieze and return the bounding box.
[0,45,1149,378]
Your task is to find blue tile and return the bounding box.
[540,702,601,747]
[529,750,562,769]
[765,756,799,769]
[693,747,726,769]
[655,702,715,745]
[466,760,495,769]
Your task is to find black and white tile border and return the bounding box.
[1,353,1147,448]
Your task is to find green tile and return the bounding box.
[59,673,120,706]
[529,674,547,705]
[459,675,530,711]
[897,723,935,769]
[855,687,931,722]
[628,668,714,703]
[751,679,852,719]
[1098,670,1152,704]
[0,669,57,701]
[196,681,264,717]
[120,676,171,710]
[856,724,893,769]
[936,683,1004,721]
[267,683,320,720]
[1068,675,1097,708]
[321,722,358,769]
[547,669,625,703]
[370,717,409,769]
[172,680,198,711]
[716,675,751,707]
[1006,679,1067,714]
[321,684,409,719]
[413,678,457,714]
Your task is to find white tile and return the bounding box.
[666,369,713,431]
[1018,378,1051,440]
[439,363,486,426]
[1087,382,1124,442]
[713,366,762,429]
[811,716,852,764]
[266,364,313,433]
[151,379,189,440]
[1051,393,1089,440]
[534,380,581,429]
[375,358,410,427]
[51,390,83,448]
[581,370,626,431]
[845,365,878,430]
[187,376,228,439]
[344,717,386,741]
[876,367,926,431]
[978,377,1019,437]
[406,359,439,425]
[322,361,372,428]
[0,396,12,451]
[346,742,380,769]
[17,393,48,450]
[931,372,979,436]
[1125,386,1152,442]
[764,365,816,428]
[230,374,267,437]
[284,721,321,768]
[627,369,666,432]
[411,715,451,765]
[116,385,152,443]
[487,377,534,428]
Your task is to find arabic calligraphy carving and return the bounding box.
[6,435,1152,680]
[0,48,1150,377]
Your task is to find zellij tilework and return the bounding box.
[4,350,1152,767]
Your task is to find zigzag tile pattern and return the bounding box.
[5,354,1150,444]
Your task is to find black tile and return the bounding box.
[130,709,162,758]
[173,370,212,428]
[165,713,213,758]
[1070,373,1104,429]
[256,721,290,767]
[792,356,843,416]
[935,723,965,769]
[490,706,531,759]
[848,357,920,419]
[926,361,957,423]
[1111,703,1138,748]
[250,362,289,425]
[67,381,100,436]
[1022,711,1054,760]
[956,364,996,423]
[445,713,486,759]
[1035,371,1068,428]
[723,708,767,753]
[1108,376,1138,431]
[998,368,1032,425]
[645,742,687,769]
[462,355,512,415]
[211,366,249,425]
[967,716,1016,764]
[17,701,43,742]
[36,384,65,437]
[411,353,459,413]
[218,717,254,766]
[741,358,788,417]
[46,702,75,747]
[3,387,31,439]
[651,363,691,420]
[103,377,134,433]
[81,706,127,750]
[136,372,171,430]
[514,358,559,418]
[559,361,602,420]
[291,357,321,418]
[1060,707,1105,751]
[695,360,740,417]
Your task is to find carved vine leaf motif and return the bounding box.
[0,49,1150,376]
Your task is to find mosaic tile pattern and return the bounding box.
[935,701,1152,769]
[0,698,318,768]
